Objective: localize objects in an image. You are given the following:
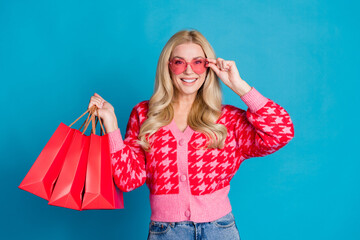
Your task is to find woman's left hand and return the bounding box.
[207,58,252,97]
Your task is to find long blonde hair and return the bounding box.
[138,30,227,151]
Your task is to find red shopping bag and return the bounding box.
[82,109,124,209]
[47,108,96,211]
[18,106,94,200]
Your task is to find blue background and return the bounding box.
[1,0,359,239]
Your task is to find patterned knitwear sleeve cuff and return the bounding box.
[240,87,269,113]
[107,128,125,154]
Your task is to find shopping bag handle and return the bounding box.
[90,107,106,135]
[68,105,105,135]
[82,108,96,134]
[82,106,105,135]
[78,109,94,133]
[69,105,96,129]
[93,112,105,136]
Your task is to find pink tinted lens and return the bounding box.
[190,58,207,74]
[169,58,187,75]
[169,58,208,75]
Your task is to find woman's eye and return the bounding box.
[174,60,184,65]
[194,60,203,65]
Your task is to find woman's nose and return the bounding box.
[184,63,194,74]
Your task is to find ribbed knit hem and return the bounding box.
[149,185,232,223]
[240,87,269,113]
[107,128,124,154]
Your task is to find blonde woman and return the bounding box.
[88,30,294,240]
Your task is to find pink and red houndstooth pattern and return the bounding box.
[110,94,294,196]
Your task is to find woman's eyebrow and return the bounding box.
[172,56,205,59]
[172,56,185,60]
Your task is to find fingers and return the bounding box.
[217,58,224,70]
[206,58,231,72]
[206,58,233,76]
[88,93,106,111]
[94,93,105,103]
[218,58,231,71]
[95,93,106,107]
[206,59,220,75]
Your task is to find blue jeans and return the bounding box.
[147,211,241,240]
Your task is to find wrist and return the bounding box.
[234,81,252,97]
[103,112,118,133]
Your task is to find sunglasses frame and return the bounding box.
[168,57,209,75]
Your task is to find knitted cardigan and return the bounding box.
[107,87,294,222]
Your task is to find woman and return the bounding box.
[88,30,294,240]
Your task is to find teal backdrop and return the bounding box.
[1,0,359,239]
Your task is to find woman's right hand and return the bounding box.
[88,93,118,133]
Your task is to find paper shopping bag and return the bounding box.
[48,128,91,210]
[18,123,75,200]
[19,106,96,201]
[82,110,124,209]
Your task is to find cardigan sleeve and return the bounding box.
[107,105,146,192]
[233,87,295,159]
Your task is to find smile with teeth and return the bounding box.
[181,78,197,83]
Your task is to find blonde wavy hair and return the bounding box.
[138,30,227,151]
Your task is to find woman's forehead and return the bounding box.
[171,43,205,59]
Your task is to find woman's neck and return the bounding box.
[172,93,196,113]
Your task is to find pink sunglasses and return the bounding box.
[169,57,209,75]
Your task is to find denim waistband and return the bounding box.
[149,211,234,227]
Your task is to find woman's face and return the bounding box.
[169,43,207,99]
